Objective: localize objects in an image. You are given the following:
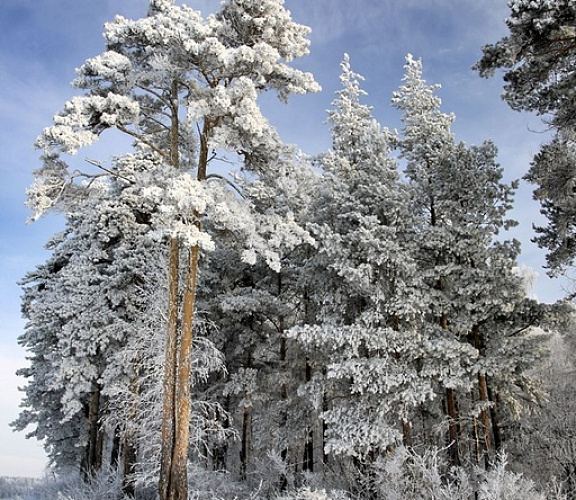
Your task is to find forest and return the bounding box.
[9,0,576,499]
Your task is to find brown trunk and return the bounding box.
[445,387,460,467]
[82,381,103,481]
[303,357,314,472]
[111,427,121,467]
[123,364,141,498]
[471,324,493,466]
[402,419,413,448]
[477,373,492,465]
[487,378,503,451]
[159,79,183,500]
[439,312,460,466]
[240,401,251,480]
[160,72,212,498]
[159,237,180,500]
[169,245,200,499]
[122,435,137,498]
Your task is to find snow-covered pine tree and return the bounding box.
[16,153,165,486]
[475,0,576,278]
[392,54,548,467]
[289,57,431,491]
[27,1,319,498]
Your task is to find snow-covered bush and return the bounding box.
[325,446,557,500]
[274,487,351,500]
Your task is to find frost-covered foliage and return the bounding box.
[16,155,165,475]
[476,1,576,277]
[17,2,567,499]
[288,55,429,466]
[525,138,576,274]
[3,448,561,500]
[391,54,550,467]
[22,1,320,499]
[508,331,576,498]
[475,0,576,134]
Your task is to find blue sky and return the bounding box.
[0,0,568,478]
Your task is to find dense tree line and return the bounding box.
[15,1,574,499]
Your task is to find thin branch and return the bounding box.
[206,173,245,199]
[136,85,172,108]
[85,158,136,184]
[116,124,170,161]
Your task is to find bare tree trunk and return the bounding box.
[160,78,188,500]
[438,311,460,467]
[123,363,141,498]
[240,399,251,480]
[169,245,200,499]
[477,373,493,466]
[159,237,181,500]
[82,380,104,482]
[402,419,413,448]
[159,79,211,500]
[486,378,503,451]
[471,324,493,467]
[122,436,137,498]
[303,356,314,473]
[445,387,461,467]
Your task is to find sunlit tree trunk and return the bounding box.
[169,244,200,498]
[160,79,212,500]
[159,79,183,500]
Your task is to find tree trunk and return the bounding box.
[402,419,413,448]
[303,356,314,473]
[486,378,503,451]
[159,78,183,500]
[477,374,493,466]
[159,80,211,500]
[439,312,460,467]
[445,387,460,467]
[159,237,181,500]
[240,401,251,480]
[472,324,493,466]
[82,380,104,481]
[122,435,137,498]
[168,245,200,499]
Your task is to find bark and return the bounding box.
[439,312,460,467]
[110,427,121,468]
[402,419,413,448]
[477,374,493,464]
[445,387,461,467]
[240,400,251,480]
[212,400,229,471]
[487,378,503,451]
[303,357,314,472]
[122,436,137,498]
[123,365,141,498]
[159,73,213,498]
[169,245,200,499]
[160,79,184,500]
[472,324,493,466]
[82,381,104,481]
[159,237,180,500]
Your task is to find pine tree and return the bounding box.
[392,54,545,466]
[290,57,430,485]
[26,2,319,498]
[17,154,165,483]
[475,0,576,276]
